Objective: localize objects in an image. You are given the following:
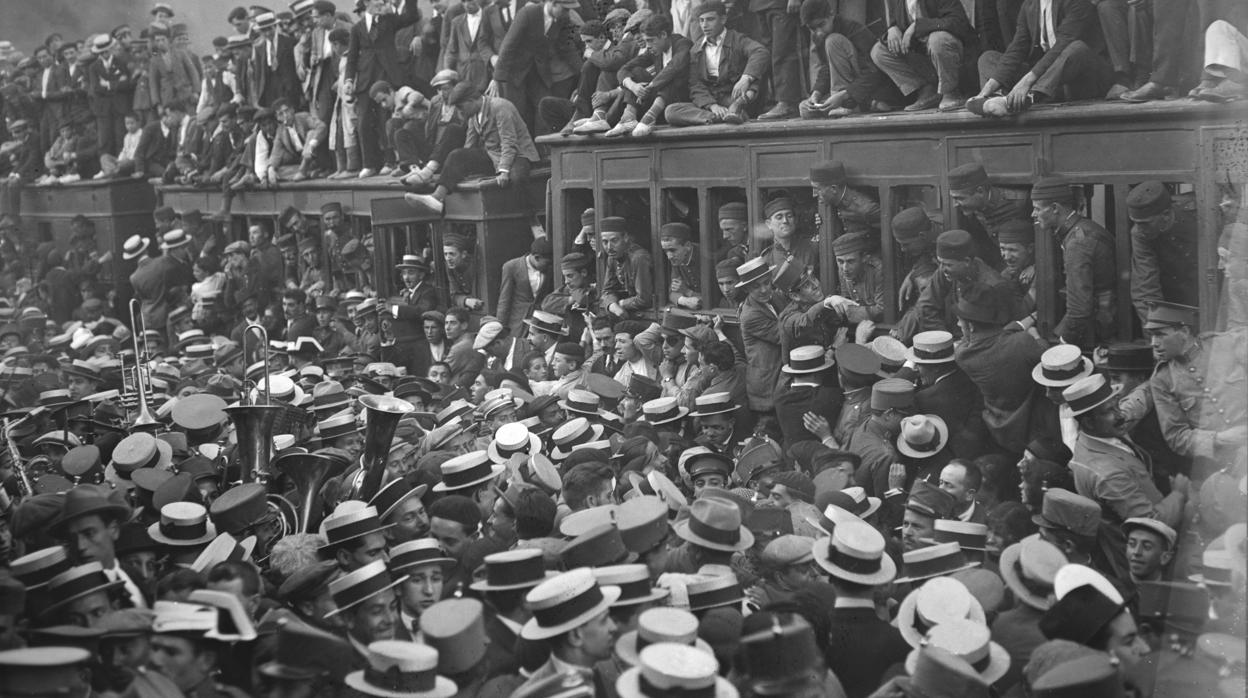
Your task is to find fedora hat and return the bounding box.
[319,505,393,552]
[896,541,980,584]
[318,412,363,441]
[487,423,541,464]
[390,539,455,575]
[812,517,896,585]
[258,618,353,683]
[783,345,836,375]
[616,643,737,698]
[432,450,504,493]
[419,599,490,676]
[11,547,72,590]
[896,415,949,458]
[51,484,131,535]
[615,607,713,667]
[522,568,622,640]
[1033,345,1094,388]
[686,573,745,612]
[1061,374,1121,417]
[904,618,1010,685]
[906,331,957,364]
[345,641,457,698]
[933,520,989,552]
[674,498,754,553]
[327,560,406,618]
[739,614,822,696]
[1030,654,1124,698]
[42,562,124,618]
[897,577,987,648]
[147,502,218,547]
[469,549,553,592]
[593,564,667,607]
[640,397,689,426]
[999,535,1066,611]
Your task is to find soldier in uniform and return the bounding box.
[660,222,703,311]
[1105,342,1191,489]
[890,207,939,343]
[947,161,1030,269]
[442,233,481,310]
[1031,177,1117,349]
[996,219,1037,313]
[320,201,355,294]
[717,201,751,265]
[758,197,819,276]
[599,216,654,319]
[809,159,882,237]
[830,343,882,446]
[916,229,1024,335]
[775,259,843,362]
[543,252,597,342]
[1127,181,1201,327]
[312,295,356,358]
[832,232,885,326]
[715,259,743,309]
[1146,301,1248,481]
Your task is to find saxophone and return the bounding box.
[1,418,32,498]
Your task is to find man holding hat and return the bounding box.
[758,196,819,276]
[599,216,654,318]
[917,229,1022,335]
[1146,301,1247,480]
[1031,176,1117,348]
[848,378,916,498]
[1126,180,1200,324]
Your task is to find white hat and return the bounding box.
[904,618,1010,685]
[812,517,896,585]
[616,643,737,698]
[344,641,457,698]
[521,568,621,640]
[896,415,949,458]
[1033,345,1094,387]
[896,577,987,648]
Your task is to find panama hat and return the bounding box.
[904,618,1010,685]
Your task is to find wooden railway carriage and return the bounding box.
[543,101,1247,336]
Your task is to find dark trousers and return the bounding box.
[499,74,575,137]
[355,95,386,170]
[1151,0,1246,86]
[94,112,124,156]
[979,40,1112,99]
[441,147,532,190]
[755,9,803,103]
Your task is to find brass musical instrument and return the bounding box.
[350,394,414,501]
[224,324,283,485]
[127,299,160,430]
[274,452,348,533]
[2,417,33,497]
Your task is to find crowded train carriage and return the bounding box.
[0,1,1247,697]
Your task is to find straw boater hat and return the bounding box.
[593,564,668,607]
[998,535,1066,611]
[369,478,428,522]
[812,517,896,585]
[327,560,407,619]
[42,562,124,619]
[432,450,505,493]
[897,577,988,648]
[147,502,218,547]
[783,346,836,375]
[614,607,714,667]
[896,415,949,459]
[640,397,689,426]
[1032,344,1094,387]
[522,568,621,641]
[344,641,457,698]
[487,422,541,464]
[550,418,606,461]
[190,532,257,573]
[1061,374,1121,417]
[904,618,1010,685]
[689,392,737,418]
[686,573,746,613]
[616,643,738,698]
[319,505,393,553]
[895,541,980,584]
[933,520,989,552]
[906,331,957,364]
[389,539,456,576]
[10,547,73,591]
[469,549,554,592]
[523,310,568,337]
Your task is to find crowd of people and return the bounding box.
[0,0,1245,199]
[0,1,1246,697]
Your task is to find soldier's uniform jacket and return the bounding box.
[840,265,886,324]
[445,261,477,309]
[828,185,882,236]
[916,258,1022,334]
[779,297,842,363]
[833,386,872,445]
[893,254,938,342]
[1054,212,1117,348]
[1130,196,1200,325]
[602,242,654,314]
[761,237,819,278]
[668,242,701,307]
[1150,331,1248,479]
[719,240,750,265]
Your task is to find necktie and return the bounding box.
[502,6,511,25]
[289,125,304,151]
[906,0,921,22]
[1040,1,1055,50]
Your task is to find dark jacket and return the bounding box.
[346,3,424,95]
[688,29,770,108]
[775,383,844,447]
[444,9,505,92]
[915,366,984,458]
[133,121,176,175]
[492,3,582,88]
[618,34,694,103]
[86,54,133,115]
[989,0,1098,86]
[826,606,912,698]
[882,0,976,42]
[496,254,552,338]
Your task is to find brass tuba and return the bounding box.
[274,452,348,533]
[224,324,283,485]
[350,394,414,501]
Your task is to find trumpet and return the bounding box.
[127,299,159,430]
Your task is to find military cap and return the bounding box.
[1143,301,1198,330]
[1123,517,1177,548]
[279,559,340,602]
[763,197,795,219]
[1126,180,1171,218]
[871,378,914,410]
[660,222,692,242]
[555,342,585,360]
[600,216,628,234]
[809,160,846,186]
[1039,582,1124,645]
[692,0,726,16]
[1032,489,1100,537]
[835,343,881,378]
[954,295,1000,324]
[718,202,747,221]
[831,232,871,256]
[580,208,596,226]
[1031,177,1074,206]
[996,219,1035,245]
[559,252,591,271]
[936,229,974,260]
[1099,343,1154,373]
[209,483,268,535]
[948,162,990,191]
[905,479,955,519]
[1026,436,1072,465]
[771,260,803,293]
[715,258,740,282]
[320,202,344,215]
[312,0,337,13]
[891,207,932,241]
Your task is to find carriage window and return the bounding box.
[884,185,940,335]
[659,187,703,312]
[755,187,820,273]
[710,187,749,309]
[377,223,435,298]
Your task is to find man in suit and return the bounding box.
[736,258,783,414]
[972,0,1113,115]
[664,0,770,126]
[909,331,984,458]
[512,569,618,696]
[799,0,899,117]
[775,260,842,362]
[147,24,200,111]
[490,0,583,135]
[389,254,441,374]
[248,12,302,110]
[612,14,693,138]
[34,45,68,151]
[345,0,423,176]
[268,98,327,181]
[161,104,207,184]
[281,289,319,341]
[132,104,182,178]
[86,35,133,156]
[445,0,505,93]
[298,1,349,128]
[496,237,554,338]
[870,0,974,112]
[774,345,844,446]
[403,84,539,215]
